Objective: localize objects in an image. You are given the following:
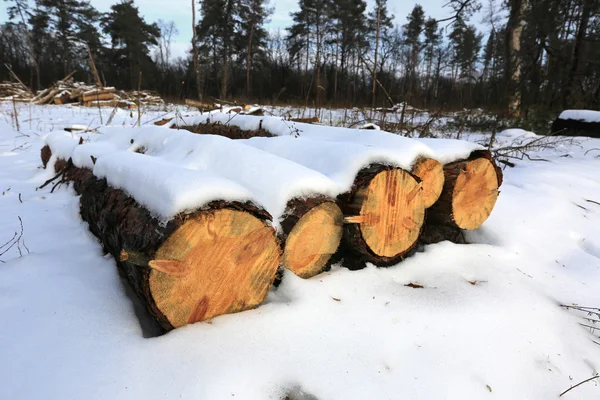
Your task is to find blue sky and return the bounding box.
[1,0,486,59]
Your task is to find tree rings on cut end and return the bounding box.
[282,202,344,278]
[451,157,499,230]
[358,169,425,258]
[148,209,280,328]
[411,157,444,208]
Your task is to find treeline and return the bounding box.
[1,0,599,116]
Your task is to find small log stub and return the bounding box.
[41,144,51,168]
[43,152,280,332]
[427,150,501,230]
[411,157,444,208]
[339,165,425,266]
[280,198,344,278]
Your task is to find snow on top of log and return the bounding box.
[94,126,341,223]
[559,109,600,123]
[45,133,80,161]
[242,136,428,189]
[45,131,254,220]
[176,112,482,165]
[93,152,255,220]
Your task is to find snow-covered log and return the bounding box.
[551,110,600,138]
[243,136,427,267]
[106,128,344,278]
[43,128,345,279]
[41,141,281,332]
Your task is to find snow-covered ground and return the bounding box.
[1,104,600,399]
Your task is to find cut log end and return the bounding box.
[148,209,280,328]
[451,157,499,230]
[358,168,425,258]
[411,158,444,208]
[282,202,344,279]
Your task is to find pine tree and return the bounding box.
[197,0,237,98]
[367,0,393,107]
[236,0,272,97]
[404,5,425,95]
[287,0,331,105]
[103,0,159,89]
[423,17,441,102]
[37,0,102,76]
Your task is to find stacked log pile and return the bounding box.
[40,117,502,333]
[0,81,33,102]
[1,76,164,108]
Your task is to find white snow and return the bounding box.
[94,152,254,220]
[560,109,600,123]
[1,103,600,399]
[176,112,482,164]
[46,126,342,223]
[44,116,481,223]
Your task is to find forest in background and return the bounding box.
[1,0,599,119]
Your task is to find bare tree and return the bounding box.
[505,0,527,117]
[156,20,178,71]
[192,0,202,100]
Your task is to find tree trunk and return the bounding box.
[411,157,444,208]
[246,7,256,97]
[371,5,381,109]
[427,150,502,230]
[280,198,344,278]
[337,165,425,268]
[563,0,592,108]
[192,0,203,100]
[505,0,527,118]
[41,150,280,333]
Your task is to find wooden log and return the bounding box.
[43,154,281,332]
[154,118,173,126]
[280,198,344,278]
[82,87,116,96]
[31,71,77,103]
[34,88,59,105]
[289,116,320,124]
[411,157,444,208]
[427,150,501,230]
[82,92,115,102]
[338,165,425,267]
[185,98,217,110]
[551,117,600,138]
[175,123,273,139]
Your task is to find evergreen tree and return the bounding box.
[197,0,237,98]
[423,17,441,101]
[404,5,425,94]
[367,0,393,107]
[236,0,272,96]
[103,0,159,89]
[37,0,102,76]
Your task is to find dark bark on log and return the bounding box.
[44,154,274,334]
[41,144,51,168]
[175,123,272,139]
[551,118,600,139]
[419,219,466,245]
